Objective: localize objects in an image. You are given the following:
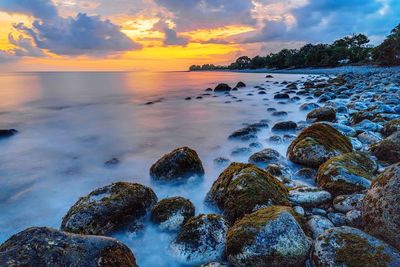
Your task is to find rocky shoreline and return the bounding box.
[1,70,400,266]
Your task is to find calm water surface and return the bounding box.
[0,71,321,266]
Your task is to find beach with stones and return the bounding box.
[1,68,400,266]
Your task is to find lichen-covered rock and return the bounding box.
[0,227,137,267]
[316,152,377,195]
[226,206,311,267]
[61,182,157,235]
[248,148,282,166]
[333,193,364,213]
[287,123,353,167]
[312,226,400,267]
[206,163,290,223]
[150,147,205,182]
[288,187,332,207]
[307,215,334,239]
[170,214,228,264]
[151,197,195,232]
[362,163,400,250]
[369,131,400,164]
[382,119,400,137]
[306,107,336,122]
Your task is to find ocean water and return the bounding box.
[0,71,322,266]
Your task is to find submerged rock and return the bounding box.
[369,131,400,164]
[151,197,195,232]
[170,214,228,264]
[272,121,297,131]
[306,107,336,122]
[287,123,353,167]
[0,227,137,267]
[312,226,400,267]
[362,163,400,250]
[0,129,18,139]
[206,163,290,223]
[248,148,282,165]
[236,81,246,88]
[300,102,320,111]
[214,83,232,92]
[316,152,377,195]
[61,182,157,235]
[274,93,290,99]
[150,147,205,182]
[226,206,311,267]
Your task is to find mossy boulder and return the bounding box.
[369,131,400,164]
[306,107,336,122]
[316,152,377,195]
[287,123,353,167]
[150,147,205,182]
[312,226,400,267]
[170,214,228,264]
[382,119,400,137]
[362,163,400,250]
[151,197,195,232]
[61,182,157,235]
[226,206,311,267]
[248,148,282,166]
[0,227,137,267]
[206,163,290,224]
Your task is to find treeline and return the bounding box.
[189,23,400,71]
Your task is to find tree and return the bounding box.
[373,24,400,66]
[235,56,252,69]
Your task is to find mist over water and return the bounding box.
[0,71,321,266]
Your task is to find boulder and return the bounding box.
[236,82,246,88]
[150,147,205,182]
[61,182,157,235]
[307,215,334,239]
[306,107,336,122]
[151,197,195,232]
[287,123,353,167]
[362,163,400,250]
[333,193,364,213]
[369,131,400,164]
[316,152,377,195]
[272,121,298,131]
[274,93,290,99]
[313,226,400,267]
[206,163,290,223]
[0,227,137,267]
[288,187,332,207]
[170,214,228,264]
[226,206,311,267]
[214,83,232,92]
[248,148,282,166]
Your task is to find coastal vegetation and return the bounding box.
[190,23,400,71]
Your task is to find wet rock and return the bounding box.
[294,205,305,216]
[249,142,263,149]
[226,206,311,267]
[313,226,400,267]
[268,135,282,144]
[151,197,195,232]
[265,163,292,183]
[351,111,375,124]
[345,210,361,227]
[228,127,258,141]
[357,131,382,145]
[0,227,137,267]
[369,131,400,164]
[307,215,334,239]
[382,119,400,137]
[288,187,332,207]
[0,129,18,139]
[311,208,328,216]
[272,111,288,117]
[150,147,205,182]
[214,83,232,92]
[266,74,273,78]
[307,107,336,122]
[231,147,252,157]
[206,163,290,223]
[362,163,400,250]
[299,103,320,111]
[295,168,315,180]
[274,93,290,99]
[248,148,282,165]
[61,182,157,235]
[287,123,353,167]
[104,157,120,167]
[236,81,246,88]
[333,193,364,213]
[272,121,297,131]
[170,214,228,264]
[330,123,357,137]
[213,157,231,167]
[316,152,377,195]
[327,212,346,226]
[355,119,384,132]
[205,88,213,92]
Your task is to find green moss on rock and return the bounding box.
[206,163,290,224]
[316,152,377,195]
[287,123,353,167]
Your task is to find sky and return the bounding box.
[0,0,398,71]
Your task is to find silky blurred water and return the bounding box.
[0,71,320,266]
